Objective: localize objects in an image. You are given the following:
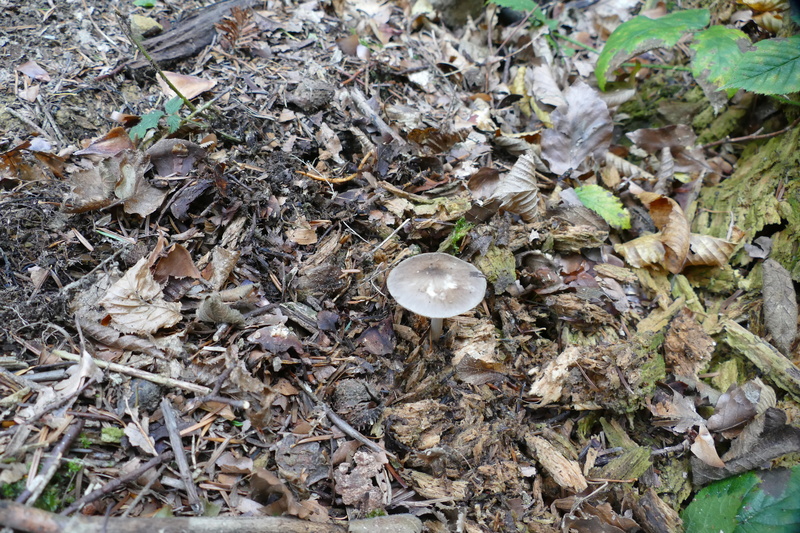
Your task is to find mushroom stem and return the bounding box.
[430,317,444,341]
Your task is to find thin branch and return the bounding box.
[702,116,800,149]
[15,418,86,506]
[60,451,174,516]
[160,397,204,515]
[53,350,212,396]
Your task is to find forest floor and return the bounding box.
[1,0,800,532]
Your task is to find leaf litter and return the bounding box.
[1,0,800,532]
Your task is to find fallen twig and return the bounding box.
[2,499,348,533]
[160,398,204,515]
[60,451,174,516]
[54,350,212,396]
[297,381,397,460]
[15,417,85,506]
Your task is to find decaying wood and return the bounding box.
[723,319,800,402]
[127,0,256,69]
[0,500,348,533]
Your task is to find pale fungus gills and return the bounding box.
[386,252,487,341]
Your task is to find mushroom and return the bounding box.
[386,252,487,341]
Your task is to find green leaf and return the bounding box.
[490,0,538,10]
[164,96,183,115]
[129,110,163,140]
[595,9,710,91]
[682,467,800,533]
[133,0,156,7]
[574,184,631,230]
[166,114,181,133]
[721,35,800,95]
[690,26,751,98]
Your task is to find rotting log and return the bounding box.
[0,500,348,533]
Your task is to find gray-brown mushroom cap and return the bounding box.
[386,252,487,319]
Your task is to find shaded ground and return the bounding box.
[1,0,800,532]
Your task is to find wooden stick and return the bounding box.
[54,350,212,396]
[1,500,348,533]
[160,398,204,515]
[60,452,174,515]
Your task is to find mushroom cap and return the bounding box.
[386,252,487,319]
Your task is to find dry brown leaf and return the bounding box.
[16,60,51,82]
[707,383,759,436]
[153,244,203,282]
[762,258,798,355]
[614,233,666,269]
[98,257,182,334]
[158,71,217,100]
[490,152,541,221]
[74,127,135,157]
[640,193,690,274]
[690,424,725,468]
[540,81,612,174]
[685,234,737,267]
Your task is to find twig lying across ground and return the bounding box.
[60,451,174,516]
[297,380,397,460]
[54,350,212,396]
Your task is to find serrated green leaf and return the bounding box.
[164,96,183,115]
[490,0,538,10]
[682,467,800,533]
[166,114,181,133]
[690,26,751,98]
[721,35,800,95]
[595,9,710,91]
[575,184,631,230]
[129,110,163,140]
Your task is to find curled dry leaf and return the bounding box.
[640,192,690,274]
[614,233,666,270]
[158,71,217,100]
[685,234,737,267]
[540,81,613,175]
[615,192,690,273]
[98,257,182,334]
[74,127,135,157]
[490,152,541,222]
[691,424,726,468]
